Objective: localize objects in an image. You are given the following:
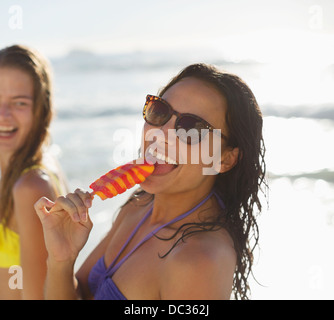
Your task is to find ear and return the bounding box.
[214,147,239,174]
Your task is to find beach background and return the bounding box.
[1,0,334,299]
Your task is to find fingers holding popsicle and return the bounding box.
[35,189,94,262]
[36,188,91,222]
[54,188,92,222]
[35,158,153,225]
[34,159,153,262]
[35,158,153,224]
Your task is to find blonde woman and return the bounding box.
[0,45,68,299]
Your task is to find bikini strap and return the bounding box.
[213,191,226,209]
[106,206,153,274]
[106,190,214,277]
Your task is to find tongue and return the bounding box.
[153,163,176,175]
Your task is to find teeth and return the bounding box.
[148,147,178,165]
[0,125,15,132]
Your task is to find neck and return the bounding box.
[150,187,214,226]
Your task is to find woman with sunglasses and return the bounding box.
[35,63,266,300]
[0,45,68,299]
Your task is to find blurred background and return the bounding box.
[1,0,334,299]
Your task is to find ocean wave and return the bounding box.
[50,48,334,122]
[51,49,260,73]
[269,169,334,184]
[55,105,139,119]
[263,104,334,121]
[54,102,334,122]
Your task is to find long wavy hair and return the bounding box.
[0,45,53,227]
[129,63,267,299]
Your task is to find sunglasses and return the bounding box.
[143,94,227,144]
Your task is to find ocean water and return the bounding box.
[48,50,334,299]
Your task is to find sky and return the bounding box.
[1,0,334,63]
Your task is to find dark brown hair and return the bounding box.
[0,45,53,226]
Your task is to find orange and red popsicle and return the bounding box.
[89,160,154,200]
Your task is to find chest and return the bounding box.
[103,216,177,299]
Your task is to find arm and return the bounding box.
[45,259,78,300]
[13,172,55,299]
[34,189,93,300]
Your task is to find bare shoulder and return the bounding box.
[170,228,236,271]
[12,168,57,225]
[161,228,236,299]
[13,168,54,200]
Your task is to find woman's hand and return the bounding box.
[34,188,93,263]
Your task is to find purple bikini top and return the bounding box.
[87,190,225,300]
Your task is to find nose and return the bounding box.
[0,102,12,119]
[159,115,177,146]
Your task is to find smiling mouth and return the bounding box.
[146,147,179,175]
[147,147,178,165]
[0,125,18,137]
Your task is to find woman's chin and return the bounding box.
[139,170,178,195]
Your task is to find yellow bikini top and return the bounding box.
[0,164,66,269]
[0,223,20,268]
